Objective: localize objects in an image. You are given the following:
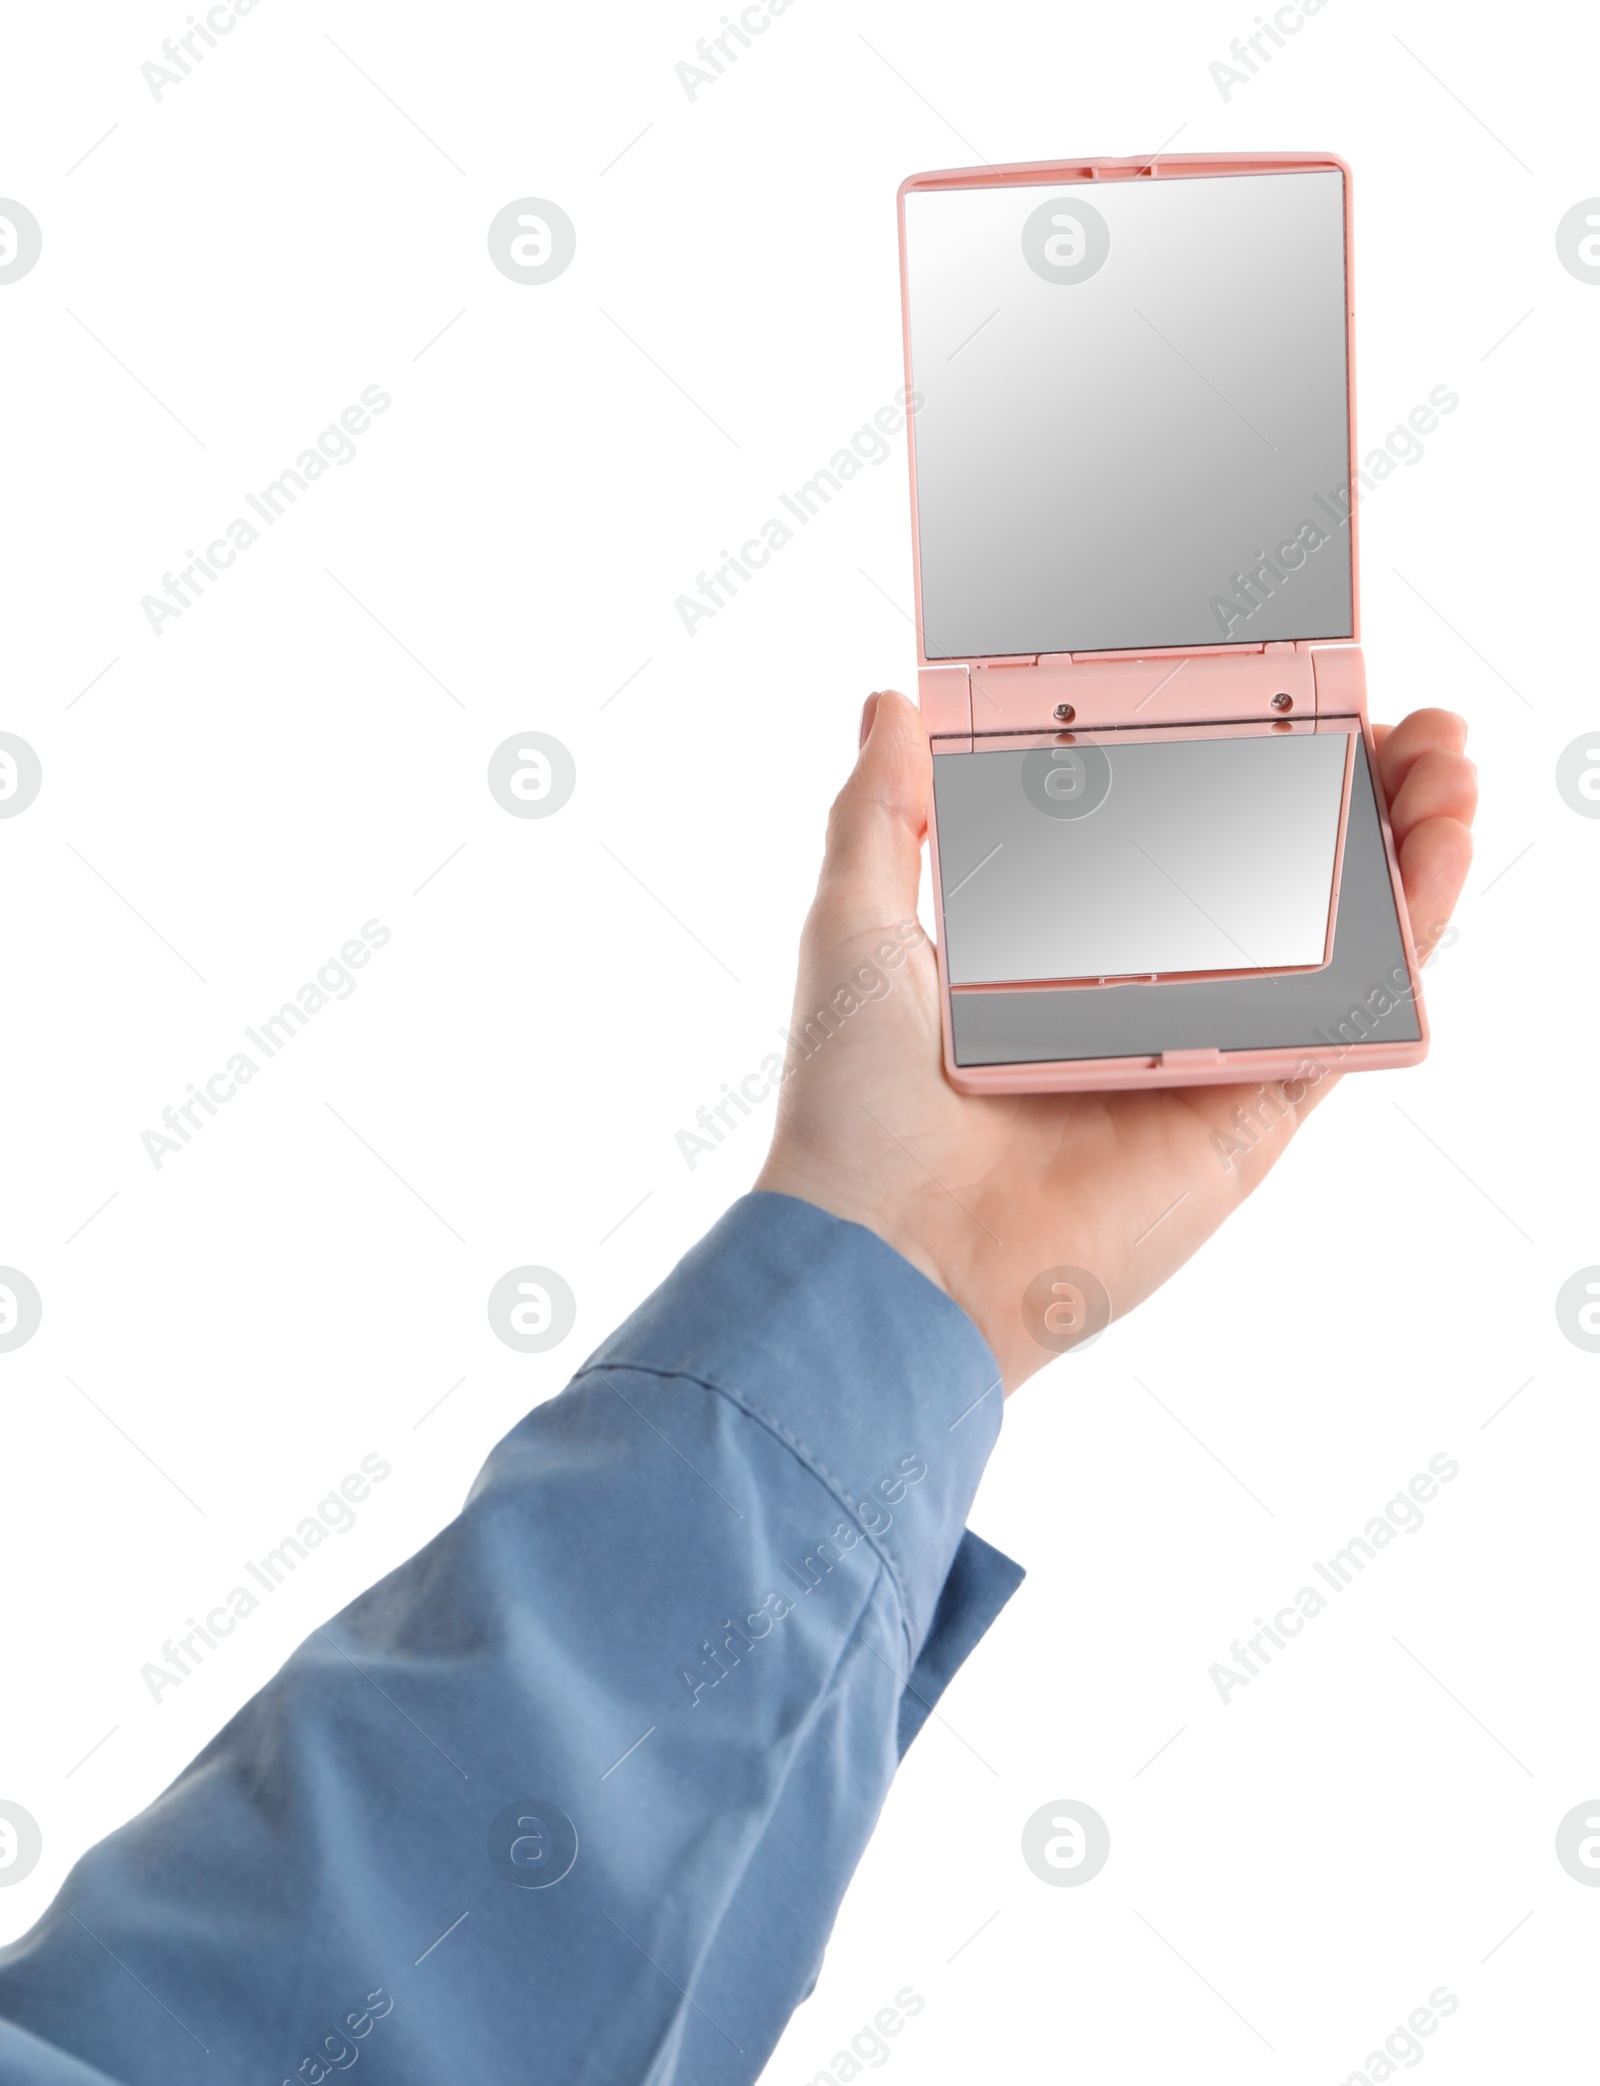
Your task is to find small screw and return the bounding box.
[1271,692,1293,711]
[1053,702,1076,722]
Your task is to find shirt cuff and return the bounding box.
[897,1528,1026,1755]
[576,1190,1016,1661]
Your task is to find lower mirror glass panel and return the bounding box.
[932,725,1351,987]
[942,732,1420,1066]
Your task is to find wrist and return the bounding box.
[752,1156,940,1286]
[752,1155,988,1368]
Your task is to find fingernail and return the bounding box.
[859,691,882,750]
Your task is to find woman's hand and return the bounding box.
[755,690,1476,1391]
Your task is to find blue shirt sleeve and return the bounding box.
[0,1193,1023,2085]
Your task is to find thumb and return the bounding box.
[815,688,930,927]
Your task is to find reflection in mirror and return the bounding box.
[904,170,1352,658]
[932,727,1352,986]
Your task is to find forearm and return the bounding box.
[0,1194,1019,2086]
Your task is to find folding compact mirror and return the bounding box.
[898,152,1429,1092]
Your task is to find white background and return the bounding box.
[2,1,1596,2080]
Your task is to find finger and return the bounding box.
[1398,815,1474,958]
[1387,747,1478,844]
[1376,708,1468,806]
[816,689,930,922]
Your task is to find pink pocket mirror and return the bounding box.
[898,152,1429,1093]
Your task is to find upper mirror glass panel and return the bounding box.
[903,169,1353,659]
